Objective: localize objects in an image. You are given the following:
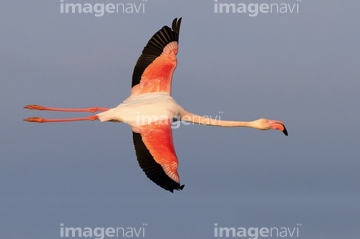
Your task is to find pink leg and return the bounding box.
[24,104,110,113]
[24,115,99,123]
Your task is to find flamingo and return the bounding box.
[24,18,288,192]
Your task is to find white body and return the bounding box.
[97,92,184,130]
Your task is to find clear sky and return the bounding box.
[1,0,360,238]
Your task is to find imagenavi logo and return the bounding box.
[213,223,302,238]
[60,0,147,17]
[214,0,302,17]
[60,223,147,239]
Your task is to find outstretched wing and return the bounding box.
[131,18,182,95]
[132,122,184,192]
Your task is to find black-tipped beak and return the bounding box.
[269,120,288,136]
[282,125,288,136]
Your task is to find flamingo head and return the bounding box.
[253,118,288,136]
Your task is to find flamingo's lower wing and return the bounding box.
[132,123,184,192]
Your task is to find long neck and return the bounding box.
[180,110,252,128]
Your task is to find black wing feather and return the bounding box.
[130,18,184,192]
[131,18,182,87]
[132,132,184,193]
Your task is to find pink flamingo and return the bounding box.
[24,18,288,192]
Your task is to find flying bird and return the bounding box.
[24,18,288,192]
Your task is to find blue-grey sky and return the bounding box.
[1,0,360,238]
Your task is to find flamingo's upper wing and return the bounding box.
[131,18,181,95]
[132,122,184,192]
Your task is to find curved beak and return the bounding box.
[269,120,288,136]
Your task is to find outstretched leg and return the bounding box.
[23,104,109,123]
[24,105,110,113]
[24,115,99,123]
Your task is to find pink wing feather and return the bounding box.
[131,18,184,192]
